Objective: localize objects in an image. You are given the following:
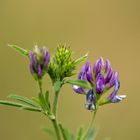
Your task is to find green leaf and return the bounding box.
[8,44,29,56]
[59,123,74,140]
[38,93,48,111]
[86,128,97,140]
[66,79,91,89]
[0,100,23,107]
[74,53,88,65]
[0,100,41,112]
[32,97,40,105]
[8,94,39,108]
[59,123,67,140]
[21,106,41,112]
[76,126,84,140]
[38,92,50,112]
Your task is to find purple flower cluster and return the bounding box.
[73,57,126,111]
[29,46,50,79]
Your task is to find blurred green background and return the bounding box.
[0,0,140,140]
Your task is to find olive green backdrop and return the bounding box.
[0,0,140,140]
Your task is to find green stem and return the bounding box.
[51,86,61,140]
[38,80,43,93]
[82,109,98,140]
[52,119,61,140]
[38,80,61,140]
[53,91,59,116]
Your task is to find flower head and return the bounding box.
[73,57,126,111]
[48,45,87,83]
[29,45,50,80]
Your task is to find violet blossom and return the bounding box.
[29,45,50,80]
[73,57,126,111]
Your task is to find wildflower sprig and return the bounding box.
[0,44,126,140]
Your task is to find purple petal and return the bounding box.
[29,51,33,61]
[105,59,111,73]
[85,89,96,111]
[99,57,105,69]
[96,74,105,94]
[30,63,34,74]
[78,66,87,80]
[32,54,37,66]
[108,80,120,101]
[108,71,118,88]
[44,51,50,68]
[85,62,93,83]
[110,95,126,103]
[93,59,100,75]
[105,68,113,84]
[73,85,85,94]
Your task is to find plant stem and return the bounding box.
[38,80,61,140]
[38,80,43,93]
[52,86,61,140]
[53,91,59,116]
[52,119,61,140]
[82,109,98,140]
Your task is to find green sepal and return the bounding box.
[0,100,41,112]
[9,44,29,56]
[66,79,91,89]
[8,94,39,108]
[74,53,88,65]
[76,126,84,140]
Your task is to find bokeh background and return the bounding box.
[0,0,140,140]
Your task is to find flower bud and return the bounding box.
[85,89,96,111]
[48,45,87,82]
[29,45,50,80]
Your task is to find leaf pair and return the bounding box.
[0,94,41,112]
[33,91,55,120]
